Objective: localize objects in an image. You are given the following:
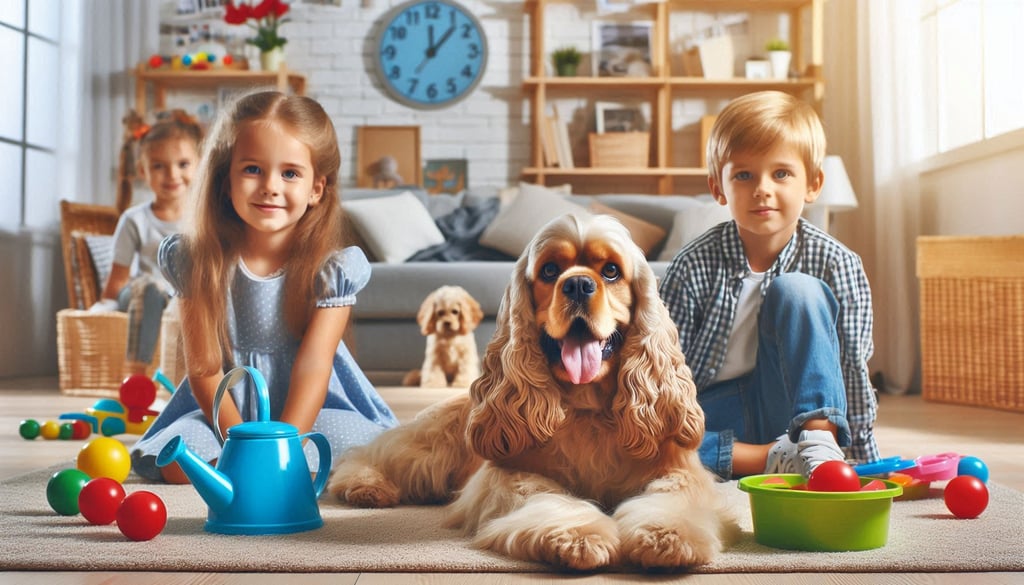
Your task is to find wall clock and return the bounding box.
[374,0,488,110]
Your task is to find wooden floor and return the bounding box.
[2,376,1022,585]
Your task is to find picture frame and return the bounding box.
[592,21,654,77]
[595,101,646,134]
[745,59,771,80]
[423,159,468,195]
[355,126,421,189]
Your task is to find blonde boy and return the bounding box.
[659,91,879,479]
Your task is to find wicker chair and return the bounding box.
[56,200,184,397]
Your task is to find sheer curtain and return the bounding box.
[855,1,928,394]
[76,0,160,206]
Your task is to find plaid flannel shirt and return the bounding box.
[659,218,880,463]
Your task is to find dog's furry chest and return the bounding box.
[426,335,469,367]
[507,412,664,508]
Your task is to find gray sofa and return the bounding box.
[343,185,730,384]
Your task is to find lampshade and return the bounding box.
[816,155,859,211]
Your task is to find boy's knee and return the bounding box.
[764,273,837,318]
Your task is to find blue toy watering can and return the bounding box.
[156,366,331,535]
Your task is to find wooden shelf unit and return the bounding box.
[523,0,824,195]
[132,63,307,116]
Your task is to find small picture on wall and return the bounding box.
[593,21,653,77]
[356,126,422,189]
[595,102,646,133]
[423,159,468,195]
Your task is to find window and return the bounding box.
[923,0,1024,155]
[0,0,62,230]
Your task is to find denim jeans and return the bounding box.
[697,273,851,479]
[118,278,169,364]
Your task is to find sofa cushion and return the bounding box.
[479,183,590,257]
[657,200,733,261]
[497,182,571,209]
[343,191,445,264]
[588,201,666,257]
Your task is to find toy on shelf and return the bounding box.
[146,45,237,72]
[58,371,173,437]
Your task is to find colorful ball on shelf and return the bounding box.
[181,54,193,67]
[148,54,164,68]
[222,54,234,66]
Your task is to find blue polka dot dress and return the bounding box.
[131,234,398,481]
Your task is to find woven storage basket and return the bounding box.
[916,236,1024,412]
[158,310,186,390]
[56,309,160,398]
[589,132,649,168]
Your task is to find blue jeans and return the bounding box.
[117,278,169,364]
[697,273,851,479]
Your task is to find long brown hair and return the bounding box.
[180,91,344,375]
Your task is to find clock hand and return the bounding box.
[415,24,456,74]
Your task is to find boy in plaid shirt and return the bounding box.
[659,91,880,480]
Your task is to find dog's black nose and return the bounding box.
[562,275,596,303]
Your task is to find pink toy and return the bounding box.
[903,452,960,482]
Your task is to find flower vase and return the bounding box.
[768,50,791,80]
[260,47,285,72]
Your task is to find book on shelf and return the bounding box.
[540,114,560,167]
[552,105,574,169]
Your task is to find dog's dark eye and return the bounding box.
[601,263,621,281]
[539,262,559,282]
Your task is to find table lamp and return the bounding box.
[806,155,858,233]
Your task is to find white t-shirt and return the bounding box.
[112,201,179,292]
[713,269,765,383]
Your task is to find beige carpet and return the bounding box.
[1,463,1022,573]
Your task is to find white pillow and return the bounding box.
[497,182,571,209]
[657,201,733,262]
[343,191,445,264]
[479,183,590,257]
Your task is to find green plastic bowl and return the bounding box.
[738,474,903,552]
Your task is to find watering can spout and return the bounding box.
[156,435,234,512]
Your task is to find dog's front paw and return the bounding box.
[540,526,620,570]
[327,466,401,508]
[619,522,719,569]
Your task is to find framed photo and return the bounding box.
[595,102,646,133]
[592,21,653,77]
[423,159,468,195]
[355,126,421,189]
[745,59,771,80]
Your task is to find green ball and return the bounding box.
[46,468,90,515]
[19,419,40,440]
[58,423,74,440]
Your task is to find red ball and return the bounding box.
[119,374,157,410]
[148,54,163,68]
[807,460,861,492]
[78,477,126,525]
[71,419,92,440]
[116,491,167,541]
[944,475,989,519]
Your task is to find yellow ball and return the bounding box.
[77,437,131,482]
[40,420,61,440]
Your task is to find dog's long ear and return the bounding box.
[614,253,704,458]
[461,290,484,331]
[416,290,437,336]
[467,254,564,460]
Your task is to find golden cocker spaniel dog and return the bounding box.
[329,213,737,570]
[402,285,483,388]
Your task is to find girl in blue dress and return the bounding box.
[132,91,397,482]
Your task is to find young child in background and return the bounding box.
[659,90,880,480]
[91,110,203,376]
[131,91,398,482]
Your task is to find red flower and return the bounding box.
[271,0,289,18]
[252,0,271,19]
[223,1,251,25]
[222,0,290,52]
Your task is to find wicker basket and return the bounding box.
[589,132,650,168]
[916,236,1024,412]
[158,310,186,390]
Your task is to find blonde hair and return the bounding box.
[181,91,344,375]
[706,91,826,185]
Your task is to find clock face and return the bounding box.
[375,0,487,110]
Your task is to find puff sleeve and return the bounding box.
[316,246,371,308]
[157,233,188,297]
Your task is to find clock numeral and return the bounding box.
[382,45,397,60]
[446,78,457,94]
[388,65,401,80]
[467,43,480,59]
[424,3,441,19]
[426,83,439,99]
[460,23,473,39]
[389,25,408,41]
[402,10,420,26]
[406,78,419,95]
[460,64,473,79]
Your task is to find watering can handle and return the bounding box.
[302,432,332,498]
[212,366,271,445]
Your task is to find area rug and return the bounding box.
[1,462,1022,573]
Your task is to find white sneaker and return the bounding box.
[796,429,846,476]
[764,429,845,477]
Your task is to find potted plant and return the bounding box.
[552,46,582,77]
[765,38,791,79]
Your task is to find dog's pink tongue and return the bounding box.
[561,337,602,384]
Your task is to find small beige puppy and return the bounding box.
[403,285,483,388]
